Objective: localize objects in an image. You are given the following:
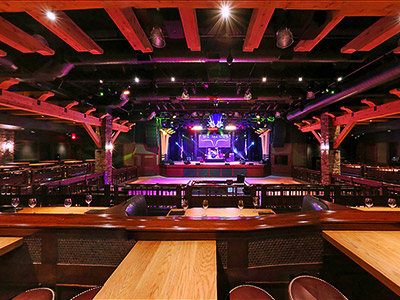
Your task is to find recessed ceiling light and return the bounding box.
[262,77,267,82]
[99,79,103,84]
[46,11,56,21]
[171,77,175,82]
[220,4,231,19]
[134,77,139,83]
[298,77,303,82]
[337,76,343,82]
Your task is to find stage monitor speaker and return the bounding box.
[273,118,287,148]
[237,174,245,183]
[169,161,174,165]
[184,159,191,165]
[248,162,254,165]
[196,162,201,165]
[240,160,246,165]
[225,162,230,165]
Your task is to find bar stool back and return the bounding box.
[12,287,55,300]
[70,286,102,300]
[289,275,348,300]
[229,284,275,300]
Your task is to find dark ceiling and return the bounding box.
[0,3,400,129]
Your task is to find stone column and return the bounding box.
[320,114,341,185]
[95,115,113,184]
[0,129,14,164]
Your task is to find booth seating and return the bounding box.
[12,287,55,300]
[289,275,348,300]
[229,285,275,300]
[70,286,101,300]
[86,195,147,216]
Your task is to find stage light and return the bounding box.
[71,133,77,140]
[225,125,237,131]
[276,27,294,49]
[220,4,231,19]
[262,77,267,82]
[99,79,103,84]
[150,26,166,48]
[208,127,218,131]
[46,11,57,21]
[244,87,252,100]
[123,90,130,95]
[256,114,260,119]
[171,76,175,82]
[99,92,104,96]
[191,125,203,131]
[298,77,303,82]
[337,76,343,82]
[181,88,189,100]
[134,77,139,83]
[105,143,114,151]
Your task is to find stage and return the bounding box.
[159,161,270,177]
[127,175,303,185]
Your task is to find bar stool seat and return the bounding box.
[12,287,55,300]
[289,275,348,300]
[229,284,275,300]
[71,286,102,300]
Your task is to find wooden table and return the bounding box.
[0,237,23,256]
[167,207,275,217]
[18,206,108,214]
[323,230,400,296]
[93,241,217,300]
[355,207,400,212]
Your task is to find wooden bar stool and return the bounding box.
[289,275,348,300]
[70,286,102,300]
[229,284,275,300]
[12,287,55,300]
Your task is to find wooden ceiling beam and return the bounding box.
[14,91,54,101]
[105,7,153,53]
[0,77,19,90]
[83,123,101,148]
[179,8,201,51]
[295,11,345,52]
[333,122,355,149]
[341,16,400,54]
[0,90,130,132]
[0,49,6,56]
[27,10,103,55]
[243,8,274,52]
[0,16,54,55]
[1,2,400,16]
[311,130,321,143]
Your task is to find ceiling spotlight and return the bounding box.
[46,11,57,21]
[181,88,189,100]
[150,27,166,48]
[262,77,267,82]
[134,77,139,83]
[123,90,130,95]
[99,79,103,84]
[171,76,175,82]
[298,77,303,82]
[276,27,294,49]
[337,76,343,82]
[220,4,231,19]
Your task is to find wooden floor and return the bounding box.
[127,175,304,185]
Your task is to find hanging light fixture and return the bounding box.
[150,27,166,48]
[276,27,294,49]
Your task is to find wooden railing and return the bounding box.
[293,166,321,183]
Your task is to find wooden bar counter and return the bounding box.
[94,241,217,300]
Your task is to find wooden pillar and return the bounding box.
[95,115,113,184]
[320,114,341,185]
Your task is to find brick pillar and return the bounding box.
[320,114,341,185]
[0,129,14,164]
[95,116,113,184]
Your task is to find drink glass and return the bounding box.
[202,199,208,216]
[181,197,188,212]
[364,197,373,208]
[85,194,93,210]
[238,200,244,215]
[64,198,72,213]
[11,197,20,213]
[28,198,37,213]
[252,196,259,212]
[388,198,397,209]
